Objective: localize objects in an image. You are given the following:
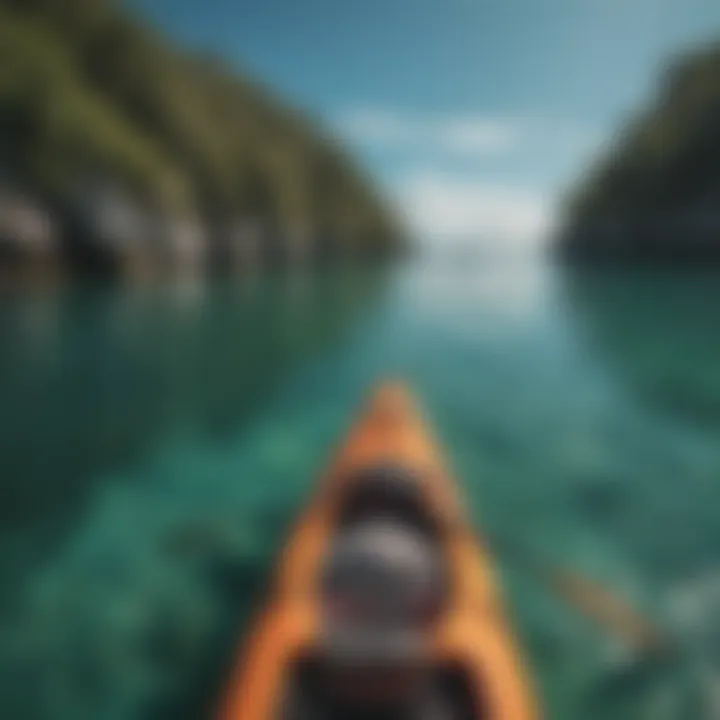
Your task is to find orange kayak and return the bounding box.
[218,382,539,719]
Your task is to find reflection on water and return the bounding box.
[1,260,720,719]
[564,269,720,429]
[0,270,388,609]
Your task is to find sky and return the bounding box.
[129,0,720,249]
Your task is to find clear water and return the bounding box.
[2,260,720,719]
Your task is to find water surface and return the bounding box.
[2,260,720,719]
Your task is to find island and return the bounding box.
[0,0,403,275]
[557,41,720,262]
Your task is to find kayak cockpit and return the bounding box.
[323,464,449,653]
[276,463,479,719]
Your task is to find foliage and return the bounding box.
[0,0,400,253]
[560,41,720,259]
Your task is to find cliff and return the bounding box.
[558,41,720,262]
[0,0,402,273]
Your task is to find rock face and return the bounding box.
[0,0,403,276]
[222,219,262,269]
[152,214,207,273]
[558,42,720,262]
[63,178,149,273]
[0,182,57,260]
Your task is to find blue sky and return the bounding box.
[129,0,720,246]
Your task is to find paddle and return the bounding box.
[482,530,688,712]
[483,530,669,655]
[483,529,720,716]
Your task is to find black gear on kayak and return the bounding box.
[338,462,438,536]
[282,656,481,720]
[322,520,445,632]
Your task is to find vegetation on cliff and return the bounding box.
[0,0,401,265]
[559,41,720,261]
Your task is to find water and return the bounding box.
[1,259,720,719]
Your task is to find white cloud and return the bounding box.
[336,108,522,155]
[396,171,556,251]
[437,118,520,154]
[335,106,607,162]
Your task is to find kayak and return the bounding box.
[218,383,539,719]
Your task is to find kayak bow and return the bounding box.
[218,382,539,719]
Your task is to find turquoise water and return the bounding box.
[2,260,720,719]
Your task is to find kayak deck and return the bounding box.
[218,383,539,719]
